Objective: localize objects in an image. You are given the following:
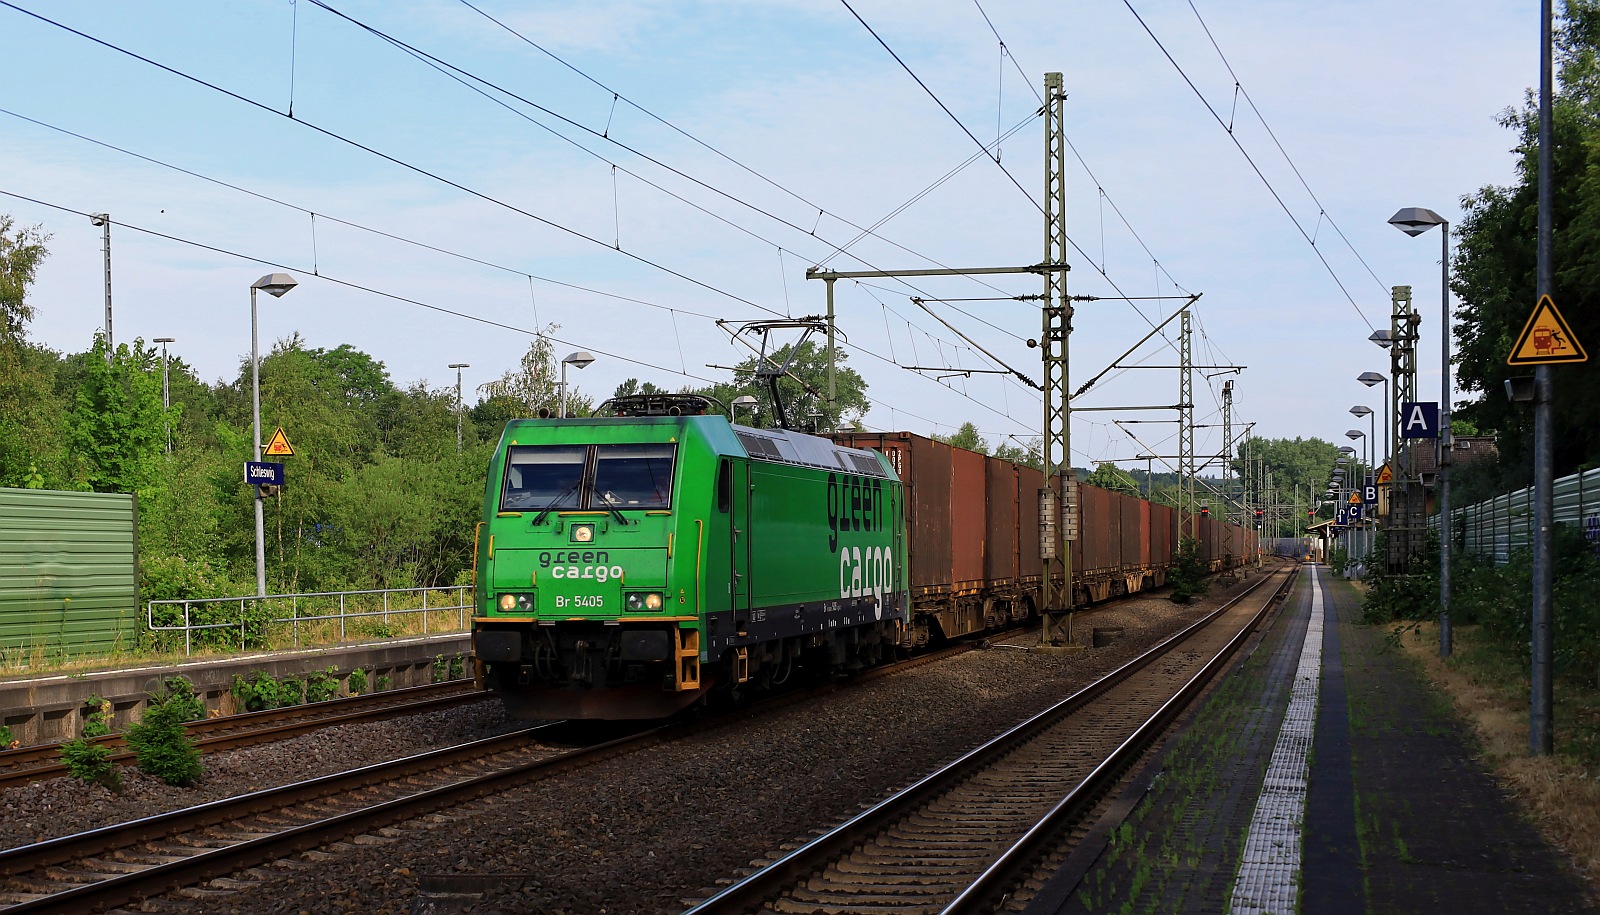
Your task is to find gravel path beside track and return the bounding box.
[0,571,1276,914]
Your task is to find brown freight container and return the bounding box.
[830,431,954,595]
[1078,484,1116,576]
[1119,492,1142,569]
[985,459,1020,583]
[1138,498,1152,566]
[951,448,987,587]
[1150,503,1172,566]
[1018,464,1044,578]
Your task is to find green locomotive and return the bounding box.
[472,394,908,719]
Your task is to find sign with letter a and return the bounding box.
[1400,402,1440,439]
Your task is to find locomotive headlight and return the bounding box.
[498,593,517,611]
[625,592,665,612]
[498,593,534,611]
[570,523,595,544]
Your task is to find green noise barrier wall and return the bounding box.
[0,487,138,663]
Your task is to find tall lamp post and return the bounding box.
[1357,373,1390,473]
[448,363,470,451]
[559,351,595,417]
[1347,430,1368,570]
[250,272,298,597]
[1389,205,1453,658]
[732,394,758,426]
[154,337,175,455]
[89,213,112,361]
[1352,405,1375,567]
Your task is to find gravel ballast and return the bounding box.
[1,570,1279,913]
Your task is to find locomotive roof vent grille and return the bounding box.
[736,431,784,461]
[842,452,887,477]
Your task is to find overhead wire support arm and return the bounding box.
[1072,294,1201,398]
[909,297,1041,390]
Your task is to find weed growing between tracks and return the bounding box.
[1067,597,1296,914]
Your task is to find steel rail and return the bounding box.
[943,564,1298,912]
[0,680,483,791]
[0,640,982,912]
[683,565,1295,914]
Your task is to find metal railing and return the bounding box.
[146,585,474,656]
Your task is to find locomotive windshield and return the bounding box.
[593,444,674,509]
[500,443,676,512]
[501,445,586,511]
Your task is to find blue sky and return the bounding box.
[0,1,1536,474]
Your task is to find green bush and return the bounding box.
[305,666,342,703]
[1168,536,1210,604]
[154,676,206,723]
[0,724,16,749]
[125,692,203,787]
[231,671,305,711]
[1360,531,1439,624]
[81,696,114,738]
[60,737,121,791]
[1329,546,1350,576]
[1451,525,1600,678]
[348,667,368,695]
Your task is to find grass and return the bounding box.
[1396,620,1600,894]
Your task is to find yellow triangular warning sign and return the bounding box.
[264,427,295,457]
[1348,491,1361,504]
[1509,295,1587,365]
[1375,463,1393,485]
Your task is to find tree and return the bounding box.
[65,336,172,493]
[933,422,989,454]
[689,340,868,431]
[1230,437,1341,508]
[477,328,593,419]
[992,436,1044,471]
[1453,0,1600,482]
[0,214,48,347]
[1084,461,1139,495]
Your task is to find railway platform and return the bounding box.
[0,631,471,747]
[1025,564,1597,915]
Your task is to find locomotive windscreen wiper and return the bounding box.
[597,491,631,526]
[531,478,583,526]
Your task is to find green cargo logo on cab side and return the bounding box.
[825,472,884,552]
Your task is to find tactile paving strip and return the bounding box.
[1228,565,1324,915]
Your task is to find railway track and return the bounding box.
[684,564,1297,915]
[0,679,484,793]
[0,644,975,912]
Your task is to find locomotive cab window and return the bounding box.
[501,445,586,511]
[593,444,676,509]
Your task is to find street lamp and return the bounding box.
[89,213,112,361]
[448,363,470,451]
[731,394,758,425]
[154,337,174,455]
[1390,204,1454,658]
[1358,372,1391,473]
[249,272,297,597]
[559,351,595,417]
[1369,329,1393,349]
